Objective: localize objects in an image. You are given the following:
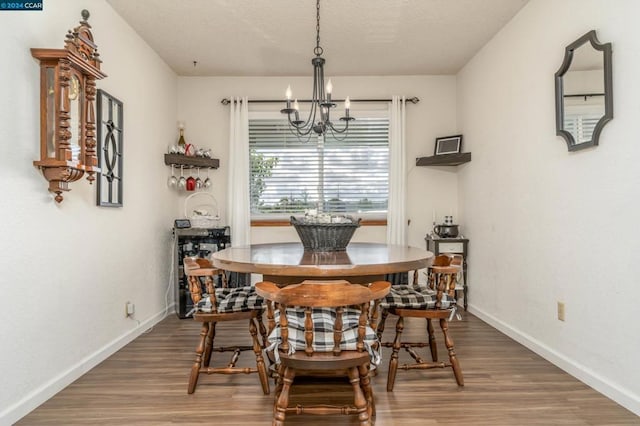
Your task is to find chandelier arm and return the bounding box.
[292,57,323,134]
[288,98,314,136]
[328,119,349,135]
[287,122,315,141]
[292,84,319,135]
[289,95,319,137]
[327,125,349,142]
[316,62,327,125]
[290,117,313,136]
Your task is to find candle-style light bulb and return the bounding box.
[344,96,350,110]
[293,99,300,121]
[285,85,292,110]
[326,79,333,102]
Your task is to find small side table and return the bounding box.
[425,235,469,310]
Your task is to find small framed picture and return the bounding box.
[434,135,463,155]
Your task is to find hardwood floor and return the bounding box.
[18,313,638,425]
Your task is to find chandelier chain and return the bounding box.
[314,0,322,56]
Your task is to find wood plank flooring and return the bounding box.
[18,313,638,425]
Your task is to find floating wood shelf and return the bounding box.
[164,154,220,169]
[416,152,471,167]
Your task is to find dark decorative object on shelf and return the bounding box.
[290,215,361,252]
[96,90,123,207]
[433,224,459,238]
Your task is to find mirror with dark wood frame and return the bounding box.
[555,30,613,151]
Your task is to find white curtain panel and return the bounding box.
[227,96,251,246]
[387,95,407,246]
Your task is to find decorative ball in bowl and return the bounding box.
[290,215,361,252]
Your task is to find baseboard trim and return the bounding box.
[468,304,640,417]
[1,304,175,425]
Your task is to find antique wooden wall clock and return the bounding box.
[31,10,107,203]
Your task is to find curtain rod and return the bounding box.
[220,97,420,105]
[563,93,604,98]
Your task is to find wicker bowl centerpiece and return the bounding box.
[290,215,361,252]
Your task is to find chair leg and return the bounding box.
[250,318,270,395]
[188,321,209,394]
[371,309,389,378]
[348,366,370,426]
[376,309,389,342]
[274,366,295,426]
[202,321,216,367]
[439,318,464,386]
[273,363,285,410]
[256,312,268,348]
[427,318,438,362]
[358,362,375,420]
[387,315,404,392]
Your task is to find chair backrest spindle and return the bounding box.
[305,307,314,356]
[427,254,462,308]
[280,303,290,354]
[333,307,344,356]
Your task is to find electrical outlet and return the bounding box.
[557,301,565,321]
[126,302,135,317]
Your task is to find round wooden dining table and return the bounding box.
[211,242,434,285]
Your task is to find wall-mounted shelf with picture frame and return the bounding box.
[416,134,471,167]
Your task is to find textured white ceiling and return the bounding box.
[106,0,529,76]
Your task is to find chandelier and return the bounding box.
[281,0,354,137]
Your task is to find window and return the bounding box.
[249,115,389,219]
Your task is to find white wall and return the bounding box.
[0,1,179,423]
[177,75,460,249]
[9,0,637,422]
[457,0,640,415]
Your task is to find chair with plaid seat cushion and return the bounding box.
[376,254,464,391]
[256,279,391,426]
[183,257,269,395]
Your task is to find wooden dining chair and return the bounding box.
[375,254,464,391]
[256,279,391,426]
[183,257,270,395]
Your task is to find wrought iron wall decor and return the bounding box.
[96,89,123,207]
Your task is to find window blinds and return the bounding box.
[249,118,389,217]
